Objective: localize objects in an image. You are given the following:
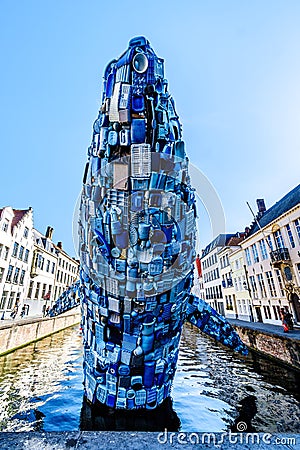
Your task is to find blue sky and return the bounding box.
[1,1,300,256]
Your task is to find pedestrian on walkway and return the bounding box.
[20,305,26,318]
[10,305,18,319]
[284,307,294,331]
[280,308,289,333]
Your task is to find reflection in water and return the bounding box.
[80,396,180,431]
[0,328,83,431]
[173,324,300,432]
[0,324,299,432]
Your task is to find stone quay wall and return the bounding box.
[0,307,81,356]
[234,325,300,371]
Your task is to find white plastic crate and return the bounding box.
[185,209,195,236]
[109,82,121,122]
[131,144,151,178]
[135,389,147,406]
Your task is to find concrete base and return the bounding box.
[0,307,80,356]
[0,432,299,449]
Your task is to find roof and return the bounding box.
[201,233,236,258]
[226,235,245,246]
[11,209,30,231]
[248,184,300,236]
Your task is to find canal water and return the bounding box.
[0,324,299,433]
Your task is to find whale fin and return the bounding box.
[186,294,248,356]
[47,280,80,317]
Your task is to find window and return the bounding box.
[0,267,4,283]
[238,276,242,291]
[24,226,29,238]
[56,270,60,281]
[263,305,272,319]
[267,235,274,251]
[4,247,9,260]
[259,240,268,260]
[27,281,34,298]
[266,271,277,297]
[274,269,285,297]
[285,224,295,248]
[226,295,233,310]
[257,273,267,297]
[272,305,281,321]
[6,265,13,282]
[12,242,19,257]
[294,219,300,241]
[36,253,44,270]
[13,268,20,284]
[35,282,41,299]
[245,248,252,266]
[51,262,55,274]
[2,219,9,232]
[46,260,50,272]
[24,249,29,263]
[234,278,238,291]
[18,246,24,260]
[249,275,258,299]
[7,292,15,310]
[62,260,65,269]
[42,283,47,299]
[0,291,8,309]
[19,270,25,285]
[0,244,3,258]
[251,244,259,263]
[59,258,61,267]
[274,230,285,249]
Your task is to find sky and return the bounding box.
[0,0,300,256]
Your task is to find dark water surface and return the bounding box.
[0,324,299,432]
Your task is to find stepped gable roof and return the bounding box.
[201,233,236,258]
[226,235,245,246]
[11,209,30,231]
[248,184,300,236]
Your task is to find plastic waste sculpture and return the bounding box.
[78,37,248,410]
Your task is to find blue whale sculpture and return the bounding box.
[78,36,247,410]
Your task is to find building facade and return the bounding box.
[0,207,34,318]
[54,242,79,302]
[26,227,59,315]
[0,207,80,319]
[229,247,253,322]
[218,245,238,319]
[240,187,300,325]
[201,234,237,316]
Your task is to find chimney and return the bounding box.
[256,199,266,214]
[57,241,63,249]
[45,226,54,240]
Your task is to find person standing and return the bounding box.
[20,305,26,318]
[280,308,289,333]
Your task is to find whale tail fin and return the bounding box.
[186,294,248,356]
[47,280,80,317]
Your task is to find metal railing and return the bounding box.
[270,247,290,263]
